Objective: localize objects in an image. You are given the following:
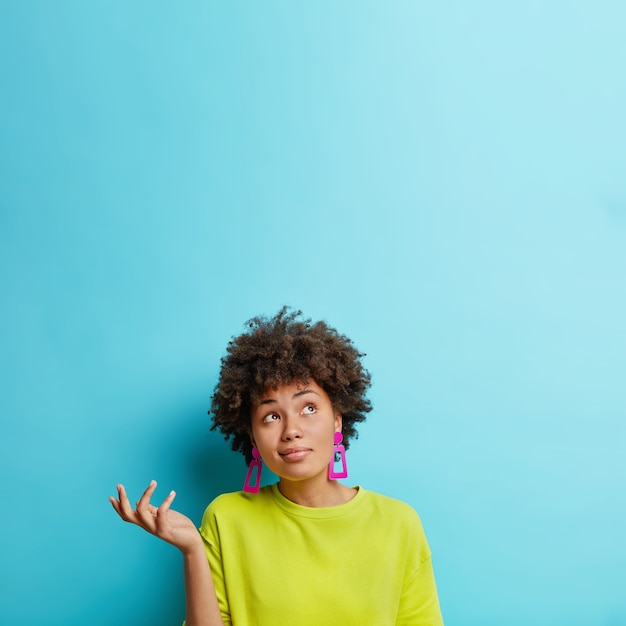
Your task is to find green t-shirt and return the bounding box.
[198,484,443,626]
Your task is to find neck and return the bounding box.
[278,476,357,508]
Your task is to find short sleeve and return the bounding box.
[198,503,232,626]
[396,553,444,625]
[394,508,444,626]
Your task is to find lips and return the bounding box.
[279,447,312,462]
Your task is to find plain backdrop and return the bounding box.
[1,2,625,625]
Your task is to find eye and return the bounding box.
[302,404,316,415]
[262,412,280,424]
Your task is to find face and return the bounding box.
[250,380,342,485]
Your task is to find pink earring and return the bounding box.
[243,446,262,494]
[329,431,348,480]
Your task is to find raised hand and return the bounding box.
[109,480,203,555]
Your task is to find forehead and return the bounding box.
[253,379,327,403]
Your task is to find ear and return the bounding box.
[334,413,342,432]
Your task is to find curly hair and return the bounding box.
[210,307,372,463]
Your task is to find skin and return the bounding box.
[109,379,355,623]
[109,482,223,626]
[250,379,356,507]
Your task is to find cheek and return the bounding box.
[250,427,263,446]
[318,423,337,446]
[251,429,275,453]
[250,426,267,452]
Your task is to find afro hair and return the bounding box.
[210,307,372,463]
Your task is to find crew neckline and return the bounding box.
[268,482,366,519]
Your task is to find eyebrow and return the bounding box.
[257,389,320,405]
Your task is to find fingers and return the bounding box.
[110,482,156,528]
[109,495,122,515]
[155,490,176,534]
[111,481,178,537]
[133,480,158,530]
[115,484,138,522]
[137,480,156,516]
[157,490,176,515]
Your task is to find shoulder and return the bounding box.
[360,489,430,545]
[362,489,423,522]
[205,490,247,513]
[201,486,274,524]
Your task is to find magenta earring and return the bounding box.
[329,431,348,480]
[243,446,262,494]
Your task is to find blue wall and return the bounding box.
[1,2,625,625]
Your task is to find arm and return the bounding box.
[183,543,224,626]
[109,481,225,626]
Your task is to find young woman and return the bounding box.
[110,308,444,625]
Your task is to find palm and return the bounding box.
[147,505,198,548]
[110,481,202,554]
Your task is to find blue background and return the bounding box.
[1,2,625,625]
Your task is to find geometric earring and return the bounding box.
[243,446,262,494]
[328,432,348,480]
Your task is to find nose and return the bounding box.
[281,414,302,441]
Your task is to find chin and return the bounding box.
[280,467,329,482]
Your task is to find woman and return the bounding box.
[110,308,444,625]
